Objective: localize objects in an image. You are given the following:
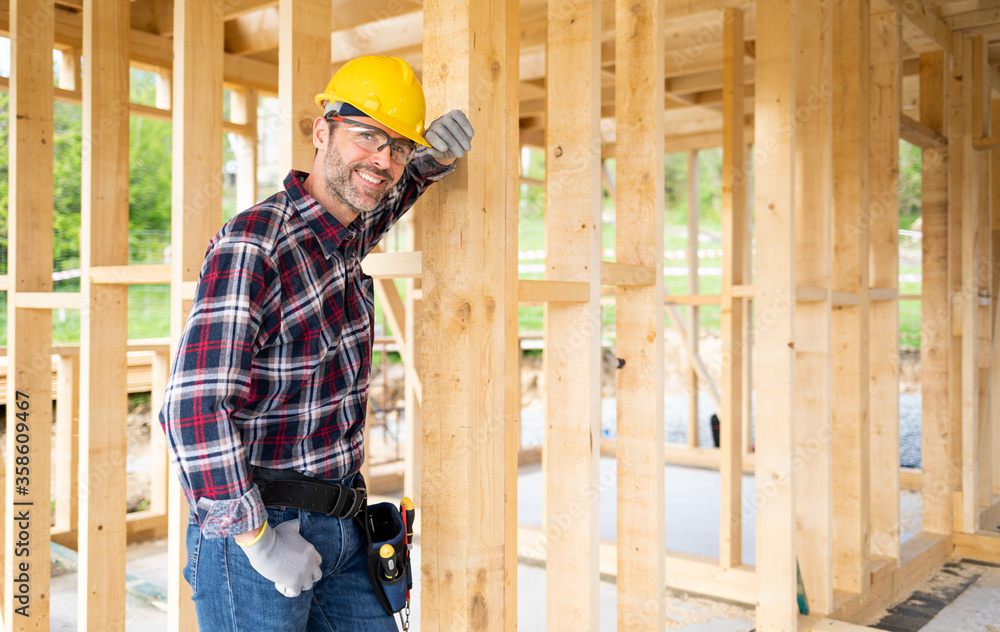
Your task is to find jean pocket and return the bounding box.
[183,517,202,596]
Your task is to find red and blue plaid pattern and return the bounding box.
[160,156,452,538]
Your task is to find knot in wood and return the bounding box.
[554,146,563,158]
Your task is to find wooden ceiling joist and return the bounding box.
[0,1,279,91]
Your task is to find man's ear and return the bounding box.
[312,116,330,150]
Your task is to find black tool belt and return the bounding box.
[251,467,367,520]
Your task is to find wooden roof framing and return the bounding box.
[2,0,996,153]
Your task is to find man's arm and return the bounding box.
[159,236,275,539]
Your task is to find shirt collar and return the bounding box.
[284,170,365,259]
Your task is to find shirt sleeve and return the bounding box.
[358,147,456,256]
[158,236,276,538]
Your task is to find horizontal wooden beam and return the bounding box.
[360,251,422,278]
[869,288,898,301]
[90,265,172,285]
[832,292,859,306]
[901,113,948,149]
[518,280,590,303]
[973,135,1000,150]
[600,261,655,286]
[731,284,755,298]
[664,294,722,306]
[795,286,829,302]
[516,524,758,605]
[875,0,952,54]
[14,292,82,309]
[954,531,1000,564]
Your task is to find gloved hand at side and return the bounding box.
[425,110,474,162]
[237,520,323,597]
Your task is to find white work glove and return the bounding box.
[237,520,322,597]
[425,110,474,161]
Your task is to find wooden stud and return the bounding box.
[231,86,259,210]
[404,208,423,505]
[868,9,901,563]
[830,0,871,594]
[54,355,80,534]
[949,36,966,508]
[278,0,330,172]
[742,155,754,460]
[504,0,521,622]
[149,351,170,516]
[614,0,665,626]
[954,35,981,534]
[58,46,81,93]
[971,37,992,513]
[169,1,224,629]
[5,0,55,628]
[419,0,514,625]
[992,99,1000,498]
[753,0,798,627]
[542,0,602,626]
[792,0,833,613]
[79,1,132,629]
[687,150,700,448]
[919,50,952,535]
[720,5,746,575]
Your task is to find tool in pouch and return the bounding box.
[356,494,415,630]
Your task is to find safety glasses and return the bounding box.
[327,115,417,165]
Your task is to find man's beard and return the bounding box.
[322,145,394,216]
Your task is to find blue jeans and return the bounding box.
[184,506,399,631]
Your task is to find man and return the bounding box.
[159,55,473,631]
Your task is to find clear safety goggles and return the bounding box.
[327,115,417,165]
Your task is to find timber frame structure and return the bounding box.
[1,0,1000,630]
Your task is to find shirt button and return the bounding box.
[346,231,356,240]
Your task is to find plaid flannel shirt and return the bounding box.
[160,153,453,538]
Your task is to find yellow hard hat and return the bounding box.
[315,56,430,147]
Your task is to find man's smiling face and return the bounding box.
[321,116,406,216]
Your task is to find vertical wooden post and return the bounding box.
[155,71,171,111]
[170,1,224,629]
[54,355,80,533]
[403,209,423,505]
[153,70,173,521]
[58,47,82,93]
[503,0,521,621]
[868,9,901,562]
[687,150,700,447]
[419,0,514,626]
[149,351,170,516]
[742,159,755,458]
[543,0,602,627]
[920,50,952,535]
[719,5,745,574]
[792,0,833,613]
[992,99,1000,499]
[754,0,798,627]
[79,2,132,628]
[5,1,54,629]
[278,0,331,173]
[972,37,992,513]
[830,0,871,594]
[949,42,966,509]
[615,0,665,626]
[952,35,981,534]
[231,87,259,211]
